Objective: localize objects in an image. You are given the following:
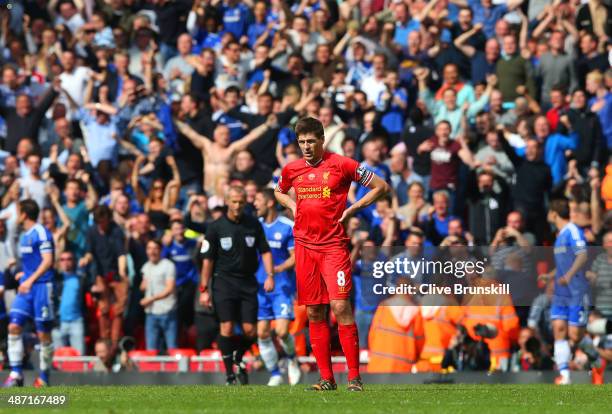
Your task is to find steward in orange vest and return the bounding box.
[461,274,519,371]
[367,291,424,373]
[419,304,465,372]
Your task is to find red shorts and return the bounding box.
[294,243,352,305]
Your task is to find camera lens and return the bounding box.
[118,336,136,352]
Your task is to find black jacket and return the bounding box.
[568,108,607,171]
[402,123,434,177]
[466,173,508,245]
[499,132,552,212]
[0,87,58,153]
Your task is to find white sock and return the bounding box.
[554,339,571,374]
[7,334,24,374]
[279,334,296,358]
[258,337,279,373]
[40,342,54,372]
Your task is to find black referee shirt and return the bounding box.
[202,214,270,278]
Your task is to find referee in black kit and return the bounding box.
[199,185,275,385]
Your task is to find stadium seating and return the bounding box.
[128,350,161,372]
[53,347,92,372]
[164,348,197,372]
[191,349,223,372]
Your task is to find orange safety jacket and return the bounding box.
[420,306,465,361]
[602,164,612,210]
[461,279,519,368]
[367,296,424,373]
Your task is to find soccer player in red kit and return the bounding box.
[275,117,390,391]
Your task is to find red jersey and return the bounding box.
[429,137,461,191]
[276,152,373,249]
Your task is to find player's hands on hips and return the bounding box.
[264,275,275,293]
[199,291,212,308]
[288,201,296,218]
[18,279,33,294]
[338,207,355,225]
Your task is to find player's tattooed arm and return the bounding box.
[339,174,390,224]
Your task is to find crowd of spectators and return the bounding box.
[0,0,611,373]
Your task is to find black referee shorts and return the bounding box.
[211,275,258,325]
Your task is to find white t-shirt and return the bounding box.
[324,124,346,156]
[19,176,46,211]
[0,202,18,256]
[360,75,387,105]
[506,133,527,152]
[60,67,91,119]
[56,14,85,34]
[142,258,176,315]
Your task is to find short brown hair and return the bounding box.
[93,204,112,223]
[549,198,570,220]
[295,117,324,140]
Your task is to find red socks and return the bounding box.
[338,323,360,381]
[309,320,334,381]
[310,321,360,382]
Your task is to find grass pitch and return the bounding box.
[1,384,611,414]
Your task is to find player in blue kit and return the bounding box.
[253,188,301,386]
[540,199,589,385]
[4,200,55,387]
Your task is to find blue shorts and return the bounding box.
[551,294,590,327]
[9,282,55,332]
[257,291,294,321]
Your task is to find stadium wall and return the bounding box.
[16,371,596,386]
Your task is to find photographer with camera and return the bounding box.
[442,323,498,372]
[92,337,137,373]
[460,266,520,371]
[509,328,554,372]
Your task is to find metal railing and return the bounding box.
[52,353,370,373]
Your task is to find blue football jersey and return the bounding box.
[222,3,250,40]
[554,222,588,298]
[19,224,55,284]
[162,239,199,286]
[256,216,295,292]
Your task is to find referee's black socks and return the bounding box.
[234,335,256,364]
[218,335,236,377]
